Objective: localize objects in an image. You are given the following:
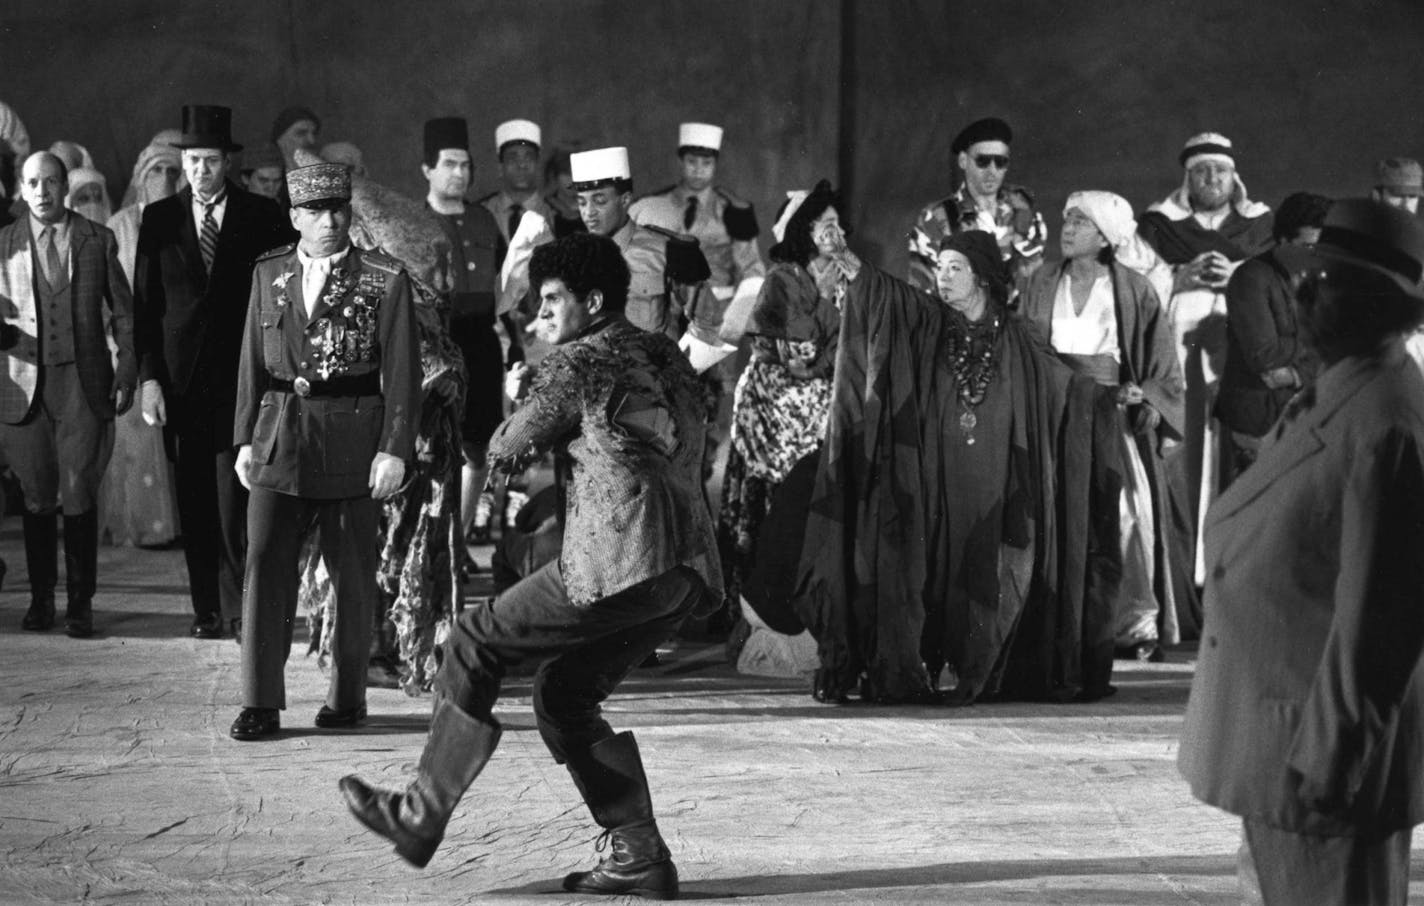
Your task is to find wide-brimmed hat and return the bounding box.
[172,105,242,152]
[1293,197,1424,301]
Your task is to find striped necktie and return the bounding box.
[199,193,224,272]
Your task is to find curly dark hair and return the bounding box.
[769,179,848,267]
[1273,191,1331,243]
[528,231,631,313]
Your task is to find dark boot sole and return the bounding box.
[563,864,679,900]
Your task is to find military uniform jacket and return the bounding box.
[1179,342,1424,835]
[611,219,724,346]
[234,244,420,499]
[629,185,764,290]
[487,317,721,606]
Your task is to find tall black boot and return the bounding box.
[62,509,98,638]
[562,731,679,900]
[20,511,58,631]
[339,697,501,867]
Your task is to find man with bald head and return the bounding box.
[0,152,136,637]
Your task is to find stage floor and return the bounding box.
[2,535,1420,905]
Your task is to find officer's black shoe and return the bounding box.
[64,598,93,638]
[230,707,280,741]
[22,596,55,631]
[316,704,367,728]
[191,614,223,639]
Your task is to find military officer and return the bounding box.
[228,162,420,741]
[570,146,730,372]
[478,119,553,245]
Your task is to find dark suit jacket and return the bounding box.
[1179,341,1424,835]
[133,181,291,438]
[234,245,420,499]
[0,213,136,424]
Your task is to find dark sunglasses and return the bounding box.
[973,154,1010,170]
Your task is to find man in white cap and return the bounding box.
[570,145,730,371]
[1137,131,1274,638]
[478,119,553,245]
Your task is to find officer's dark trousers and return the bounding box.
[241,486,379,711]
[170,400,247,623]
[436,560,703,764]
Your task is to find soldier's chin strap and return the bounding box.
[678,331,735,373]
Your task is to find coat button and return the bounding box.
[1212,565,1225,581]
[1208,636,1219,648]
[466,262,477,271]
[300,361,310,370]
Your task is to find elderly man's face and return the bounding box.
[21,154,67,223]
[277,119,319,162]
[958,140,1010,199]
[182,148,230,199]
[246,166,283,199]
[1373,187,1420,215]
[289,201,352,258]
[1187,160,1235,211]
[577,186,630,236]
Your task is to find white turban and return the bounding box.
[1064,190,1161,277]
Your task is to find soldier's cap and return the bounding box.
[570,147,632,192]
[951,117,1012,155]
[496,119,541,154]
[1376,157,1423,197]
[287,162,351,208]
[678,122,722,155]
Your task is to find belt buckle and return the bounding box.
[293,376,312,398]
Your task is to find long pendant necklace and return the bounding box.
[944,309,1001,446]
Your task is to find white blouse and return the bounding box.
[1051,272,1119,361]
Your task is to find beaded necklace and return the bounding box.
[942,305,1002,444]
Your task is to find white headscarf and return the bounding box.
[125,143,183,209]
[772,190,810,243]
[49,140,95,174]
[66,167,113,224]
[1064,190,1165,279]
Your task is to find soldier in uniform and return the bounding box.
[907,116,1048,293]
[421,117,521,548]
[570,145,730,372]
[478,119,553,245]
[228,162,420,741]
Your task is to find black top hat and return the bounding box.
[171,105,242,152]
[424,117,469,160]
[1305,198,1424,301]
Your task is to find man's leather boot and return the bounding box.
[62,510,98,637]
[20,511,57,631]
[339,697,501,867]
[563,731,679,900]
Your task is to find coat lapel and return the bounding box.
[175,187,207,291]
[1,223,33,315]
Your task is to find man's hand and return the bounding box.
[140,379,167,427]
[1117,382,1146,406]
[112,381,135,416]
[1261,366,1301,390]
[1132,404,1163,435]
[1174,251,1231,292]
[369,451,405,500]
[234,444,253,491]
[505,362,534,403]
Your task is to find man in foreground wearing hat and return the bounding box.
[341,231,716,899]
[570,145,729,371]
[0,152,135,637]
[1137,131,1275,641]
[133,105,292,640]
[908,116,1047,293]
[421,116,518,552]
[228,162,420,740]
[1371,157,1422,215]
[1180,198,1424,906]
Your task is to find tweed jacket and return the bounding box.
[233,244,420,499]
[0,213,136,424]
[1179,341,1424,835]
[488,316,721,605]
[133,182,291,431]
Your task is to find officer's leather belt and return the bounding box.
[268,373,380,399]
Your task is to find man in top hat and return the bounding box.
[271,106,320,171]
[240,142,284,200]
[0,151,135,637]
[421,116,522,551]
[1371,158,1422,215]
[908,116,1048,293]
[1137,132,1275,637]
[568,145,729,371]
[133,104,294,640]
[228,162,420,741]
[478,119,553,245]
[1180,198,1424,906]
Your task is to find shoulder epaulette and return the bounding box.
[360,248,404,274]
[257,243,295,262]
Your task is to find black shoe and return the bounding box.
[229,618,242,645]
[316,704,367,729]
[230,707,280,740]
[22,597,55,631]
[191,614,223,639]
[64,599,93,638]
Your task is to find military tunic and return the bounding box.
[611,219,723,347]
[629,185,764,292]
[234,243,420,712]
[478,189,553,246]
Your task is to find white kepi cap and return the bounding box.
[570,146,631,190]
[678,122,723,153]
[495,119,541,153]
